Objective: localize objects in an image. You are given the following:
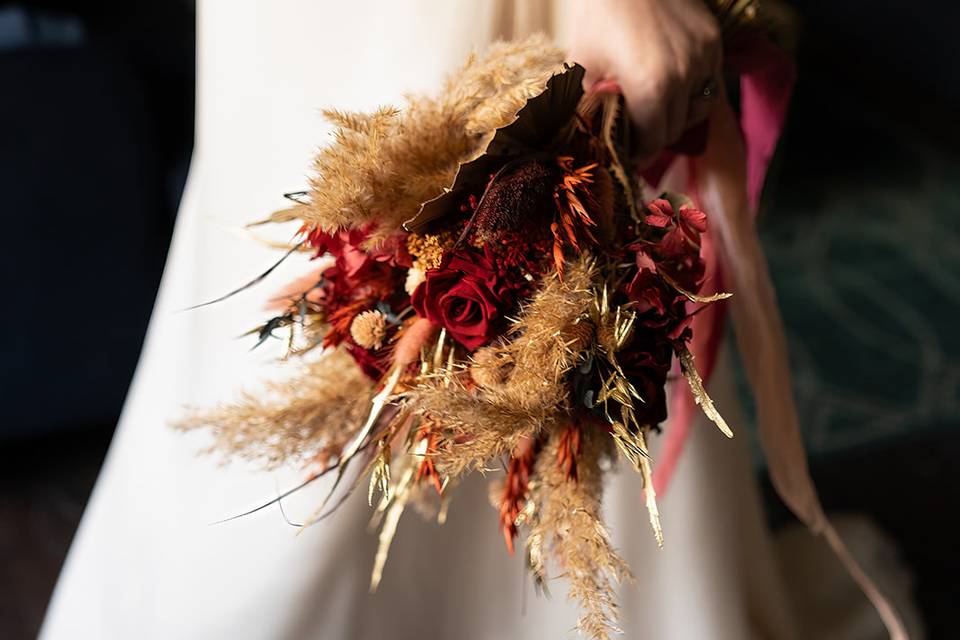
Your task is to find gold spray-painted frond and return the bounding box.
[369,447,419,592]
[677,343,734,438]
[659,270,733,305]
[368,439,392,509]
[584,283,664,546]
[299,365,406,529]
[636,429,664,547]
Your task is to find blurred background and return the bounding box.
[0,1,956,638]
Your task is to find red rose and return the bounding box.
[411,248,510,350]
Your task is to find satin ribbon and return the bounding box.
[648,35,909,639]
[654,35,793,493]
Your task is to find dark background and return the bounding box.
[0,1,194,636]
[0,1,957,638]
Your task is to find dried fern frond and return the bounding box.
[176,350,372,468]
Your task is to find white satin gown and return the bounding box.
[41,2,800,638]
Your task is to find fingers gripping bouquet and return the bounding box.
[182,36,734,638]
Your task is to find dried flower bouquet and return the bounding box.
[180,35,737,639]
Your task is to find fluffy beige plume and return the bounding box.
[481,256,596,412]
[415,257,595,478]
[414,384,558,479]
[528,425,631,640]
[271,35,565,237]
[176,350,372,468]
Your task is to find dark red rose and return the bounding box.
[411,248,511,350]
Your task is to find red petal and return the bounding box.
[645,212,672,228]
[679,205,707,232]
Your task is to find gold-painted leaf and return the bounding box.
[677,344,734,438]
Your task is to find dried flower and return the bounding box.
[497,435,540,554]
[529,425,631,640]
[404,267,425,295]
[180,35,745,640]
[268,36,566,238]
[474,158,561,234]
[406,233,450,271]
[350,310,388,350]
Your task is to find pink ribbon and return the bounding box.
[648,36,909,639]
[654,35,796,493]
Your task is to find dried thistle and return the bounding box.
[350,310,388,350]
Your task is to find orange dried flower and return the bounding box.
[556,423,583,481]
[498,436,539,554]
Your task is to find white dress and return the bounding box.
[41,2,800,638]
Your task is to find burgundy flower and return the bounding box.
[619,334,673,426]
[345,339,390,379]
[626,269,669,319]
[626,198,708,337]
[637,199,706,292]
[411,247,512,350]
[295,223,411,358]
[305,223,411,295]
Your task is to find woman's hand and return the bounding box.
[567,0,722,162]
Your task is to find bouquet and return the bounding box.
[180,35,904,640]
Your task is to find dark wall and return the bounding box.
[0,2,194,438]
